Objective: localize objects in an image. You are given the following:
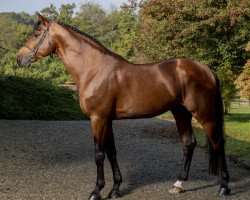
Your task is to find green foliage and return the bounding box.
[1,51,72,85]
[235,42,250,100]
[40,4,58,19]
[217,65,237,114]
[41,3,76,23]
[0,75,86,120]
[136,0,250,72]
[73,1,106,38]
[235,60,250,100]
[58,3,76,24]
[0,13,33,59]
[71,1,139,61]
[109,0,138,61]
[136,0,250,109]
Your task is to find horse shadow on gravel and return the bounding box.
[0,119,249,198]
[111,119,250,197]
[113,119,213,196]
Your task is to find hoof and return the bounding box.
[219,187,231,196]
[107,189,122,199]
[169,186,185,194]
[88,193,102,200]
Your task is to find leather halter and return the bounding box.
[24,21,52,60]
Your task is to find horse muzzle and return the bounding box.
[16,55,33,67]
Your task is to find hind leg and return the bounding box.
[202,121,230,196]
[169,105,196,194]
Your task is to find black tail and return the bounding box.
[207,73,225,175]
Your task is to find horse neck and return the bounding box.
[52,23,111,85]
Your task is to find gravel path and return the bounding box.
[0,119,249,200]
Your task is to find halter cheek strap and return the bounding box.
[24,21,52,60]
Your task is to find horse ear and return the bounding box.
[36,12,48,26]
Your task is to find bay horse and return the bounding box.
[17,13,230,199]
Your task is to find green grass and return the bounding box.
[224,103,250,160]
[0,75,87,120]
[158,103,250,161]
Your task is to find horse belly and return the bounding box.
[115,85,175,119]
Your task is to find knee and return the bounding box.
[95,152,105,165]
[184,139,196,149]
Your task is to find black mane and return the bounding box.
[56,21,104,47]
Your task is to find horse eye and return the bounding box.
[33,31,40,37]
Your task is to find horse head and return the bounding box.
[17,12,55,67]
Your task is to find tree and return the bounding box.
[102,8,120,50]
[136,0,249,69]
[108,0,139,61]
[41,3,76,23]
[217,65,237,114]
[40,4,58,19]
[73,2,106,38]
[235,42,250,100]
[58,3,76,23]
[0,13,33,65]
[136,0,250,112]
[72,1,138,61]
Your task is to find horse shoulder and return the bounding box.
[78,65,120,118]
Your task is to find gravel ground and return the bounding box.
[0,119,249,200]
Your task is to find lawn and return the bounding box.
[224,102,250,160]
[158,101,250,161]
